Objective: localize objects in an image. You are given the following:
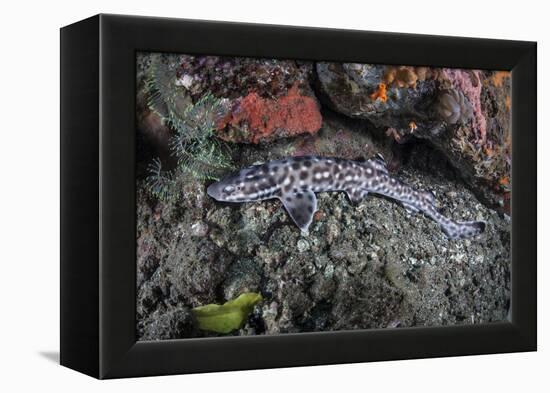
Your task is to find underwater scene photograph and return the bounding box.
[135,52,511,340]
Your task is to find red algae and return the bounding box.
[217,84,322,143]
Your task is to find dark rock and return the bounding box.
[330,264,403,330]
[176,55,314,100]
[309,269,336,303]
[222,258,262,300]
[167,237,232,306]
[140,308,197,340]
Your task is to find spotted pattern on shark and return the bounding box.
[206,155,486,239]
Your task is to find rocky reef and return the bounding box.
[316,63,511,211]
[136,52,511,340]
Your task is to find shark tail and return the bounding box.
[421,202,486,240]
[441,220,486,240]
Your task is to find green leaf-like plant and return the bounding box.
[145,55,234,201]
[192,292,263,334]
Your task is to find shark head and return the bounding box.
[207,172,247,202]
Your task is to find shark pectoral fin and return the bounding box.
[280,190,317,232]
[402,202,419,215]
[346,188,369,205]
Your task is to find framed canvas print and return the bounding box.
[60,14,536,379]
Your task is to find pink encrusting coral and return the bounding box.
[440,69,487,143]
[216,84,323,144]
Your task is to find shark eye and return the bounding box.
[223,185,235,193]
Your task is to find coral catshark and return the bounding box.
[207,155,485,239]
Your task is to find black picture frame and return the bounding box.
[60,14,536,379]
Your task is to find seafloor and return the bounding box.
[136,53,511,340]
